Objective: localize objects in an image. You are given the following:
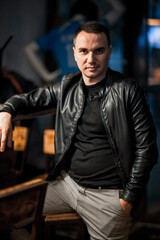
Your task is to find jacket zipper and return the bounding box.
[100,98,126,188]
[55,88,85,168]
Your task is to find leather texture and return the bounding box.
[1,68,158,205]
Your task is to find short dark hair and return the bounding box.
[73,21,111,47]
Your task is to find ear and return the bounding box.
[73,46,77,62]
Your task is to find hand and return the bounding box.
[119,198,132,215]
[0,112,12,152]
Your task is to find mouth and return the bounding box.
[86,66,98,71]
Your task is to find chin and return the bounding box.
[85,70,99,76]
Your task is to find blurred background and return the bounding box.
[0,0,160,226]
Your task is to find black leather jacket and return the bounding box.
[1,68,158,205]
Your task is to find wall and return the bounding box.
[0,0,47,85]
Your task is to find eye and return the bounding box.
[95,48,105,55]
[79,48,88,54]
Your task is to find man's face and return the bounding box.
[73,31,112,85]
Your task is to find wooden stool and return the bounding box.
[44,212,88,240]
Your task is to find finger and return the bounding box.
[0,133,7,152]
[0,112,12,152]
[0,131,2,152]
[7,125,13,148]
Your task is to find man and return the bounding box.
[0,21,158,240]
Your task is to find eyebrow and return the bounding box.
[95,47,105,51]
[78,47,86,51]
[78,47,106,51]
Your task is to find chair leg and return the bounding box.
[45,223,51,240]
[45,224,56,240]
[81,222,90,240]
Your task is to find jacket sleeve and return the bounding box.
[0,83,59,117]
[122,82,158,205]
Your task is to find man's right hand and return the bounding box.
[0,112,12,152]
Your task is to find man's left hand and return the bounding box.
[119,198,132,215]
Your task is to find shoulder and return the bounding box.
[108,68,142,92]
[50,71,81,90]
[61,71,82,84]
[50,71,82,99]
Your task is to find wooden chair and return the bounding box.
[43,129,55,173]
[0,178,48,240]
[12,125,30,177]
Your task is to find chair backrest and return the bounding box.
[0,178,48,240]
[12,126,29,151]
[43,129,55,155]
[43,129,55,173]
[12,125,30,177]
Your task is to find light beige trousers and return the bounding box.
[43,170,132,240]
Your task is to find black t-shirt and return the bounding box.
[66,79,122,189]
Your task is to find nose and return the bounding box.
[87,51,95,63]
